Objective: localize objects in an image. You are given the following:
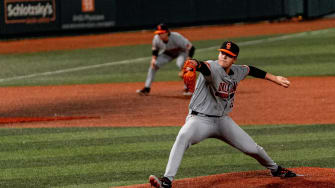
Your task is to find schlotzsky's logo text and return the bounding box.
[5,0,56,24]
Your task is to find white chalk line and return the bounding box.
[0,29,331,83]
[0,57,151,83]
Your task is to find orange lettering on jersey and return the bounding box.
[215,81,237,99]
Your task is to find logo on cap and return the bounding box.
[154,23,169,34]
[218,41,239,57]
[226,42,231,50]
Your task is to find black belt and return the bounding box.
[191,111,221,118]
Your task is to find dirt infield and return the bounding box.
[1,77,335,128]
[0,18,335,187]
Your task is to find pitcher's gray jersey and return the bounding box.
[152,32,192,58]
[189,60,250,116]
[154,42,294,185]
[164,60,278,180]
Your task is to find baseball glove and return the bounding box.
[182,59,198,93]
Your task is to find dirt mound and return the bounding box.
[119,167,335,188]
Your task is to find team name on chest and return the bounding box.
[215,81,237,99]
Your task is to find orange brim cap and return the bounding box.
[218,49,237,57]
[154,30,168,34]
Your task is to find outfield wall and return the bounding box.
[0,0,334,36]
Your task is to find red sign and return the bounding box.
[82,0,95,12]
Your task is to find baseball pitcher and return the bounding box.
[149,41,297,188]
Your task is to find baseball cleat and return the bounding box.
[271,166,297,178]
[149,175,172,188]
[136,87,150,96]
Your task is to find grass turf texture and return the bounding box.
[0,124,334,187]
[0,27,334,188]
[0,28,334,87]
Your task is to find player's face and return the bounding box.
[159,32,169,41]
[218,51,236,68]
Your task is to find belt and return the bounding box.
[191,111,221,118]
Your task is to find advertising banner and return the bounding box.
[0,2,3,34]
[5,0,56,24]
[61,0,116,30]
[1,0,59,34]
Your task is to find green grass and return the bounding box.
[0,124,335,187]
[0,28,334,188]
[0,28,334,87]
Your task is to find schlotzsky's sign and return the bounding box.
[4,0,56,24]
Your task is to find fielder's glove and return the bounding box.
[182,59,199,93]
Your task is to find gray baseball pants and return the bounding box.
[164,114,278,180]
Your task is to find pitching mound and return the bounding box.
[119,167,335,188]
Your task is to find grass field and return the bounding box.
[0,124,335,187]
[0,28,335,86]
[0,28,334,187]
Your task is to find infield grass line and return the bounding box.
[0,28,332,83]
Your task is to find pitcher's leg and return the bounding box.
[217,116,278,171]
[164,116,214,180]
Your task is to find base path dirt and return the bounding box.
[1,76,334,128]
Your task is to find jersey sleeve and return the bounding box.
[248,65,267,78]
[238,65,250,80]
[152,35,160,51]
[175,32,192,50]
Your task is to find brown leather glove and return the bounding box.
[182,59,198,93]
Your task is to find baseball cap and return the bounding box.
[218,41,239,57]
[154,23,169,34]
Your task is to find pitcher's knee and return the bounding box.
[175,132,193,148]
[243,144,264,156]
